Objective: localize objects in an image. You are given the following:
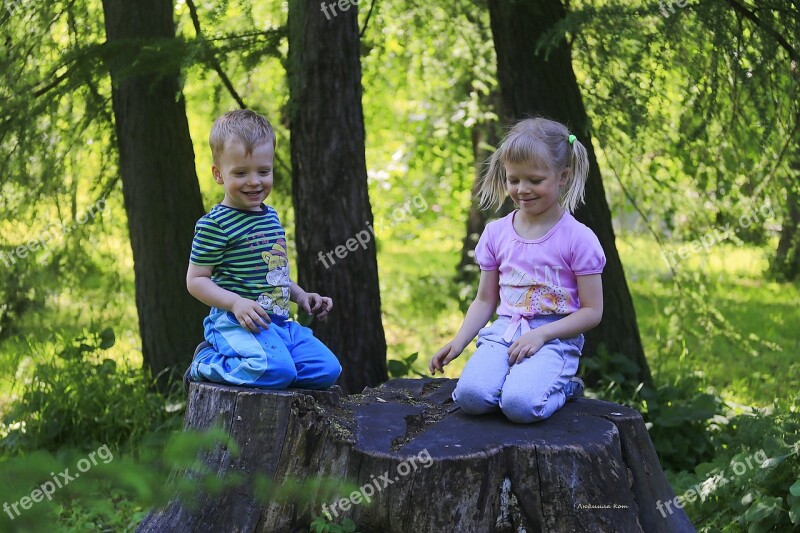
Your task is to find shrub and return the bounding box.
[670,396,800,531]
[583,350,724,473]
[1,327,183,453]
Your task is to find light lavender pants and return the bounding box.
[452,315,583,424]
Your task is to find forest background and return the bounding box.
[0,0,798,531]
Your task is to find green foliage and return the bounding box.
[0,247,46,341]
[387,352,426,379]
[640,378,724,473]
[1,327,182,453]
[309,515,359,533]
[669,396,800,532]
[584,349,724,473]
[658,270,782,364]
[618,234,800,408]
[0,424,344,532]
[0,427,229,531]
[568,0,798,279]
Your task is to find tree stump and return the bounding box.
[138,378,694,532]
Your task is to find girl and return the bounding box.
[429,118,606,424]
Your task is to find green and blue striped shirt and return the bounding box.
[190,204,291,317]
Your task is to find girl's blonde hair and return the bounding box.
[478,118,589,213]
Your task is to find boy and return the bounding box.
[185,109,341,390]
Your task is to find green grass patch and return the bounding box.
[618,234,800,408]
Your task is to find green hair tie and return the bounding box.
[568,134,577,145]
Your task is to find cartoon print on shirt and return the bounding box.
[503,266,570,315]
[257,239,291,316]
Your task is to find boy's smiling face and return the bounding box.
[213,139,274,211]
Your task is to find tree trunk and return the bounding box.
[487,0,651,386]
[138,378,693,532]
[101,0,208,389]
[772,160,800,281]
[286,0,387,394]
[456,95,514,284]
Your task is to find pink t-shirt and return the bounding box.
[475,210,606,323]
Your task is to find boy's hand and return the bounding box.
[297,291,333,321]
[231,297,271,332]
[429,341,464,375]
[507,331,547,365]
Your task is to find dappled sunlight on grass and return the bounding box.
[378,239,469,376]
[617,234,799,408]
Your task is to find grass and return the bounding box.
[618,235,799,408]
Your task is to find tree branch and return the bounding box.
[360,0,377,39]
[722,0,799,62]
[184,0,247,109]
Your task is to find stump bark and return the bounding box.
[138,378,694,532]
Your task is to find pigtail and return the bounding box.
[478,147,508,211]
[562,137,589,213]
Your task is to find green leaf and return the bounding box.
[694,463,719,479]
[310,517,328,533]
[297,312,314,327]
[790,502,800,525]
[99,327,116,349]
[790,479,800,497]
[744,496,782,523]
[387,360,407,377]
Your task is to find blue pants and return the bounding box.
[453,315,582,423]
[190,308,341,390]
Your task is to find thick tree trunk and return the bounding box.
[138,378,693,532]
[487,0,651,386]
[101,0,208,388]
[287,0,387,394]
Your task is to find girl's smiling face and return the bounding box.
[213,139,274,211]
[504,161,567,219]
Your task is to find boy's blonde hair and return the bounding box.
[209,109,276,165]
[478,118,589,213]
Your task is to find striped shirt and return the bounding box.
[190,204,291,317]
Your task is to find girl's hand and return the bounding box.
[429,341,464,374]
[507,331,547,365]
[298,291,333,321]
[232,297,271,332]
